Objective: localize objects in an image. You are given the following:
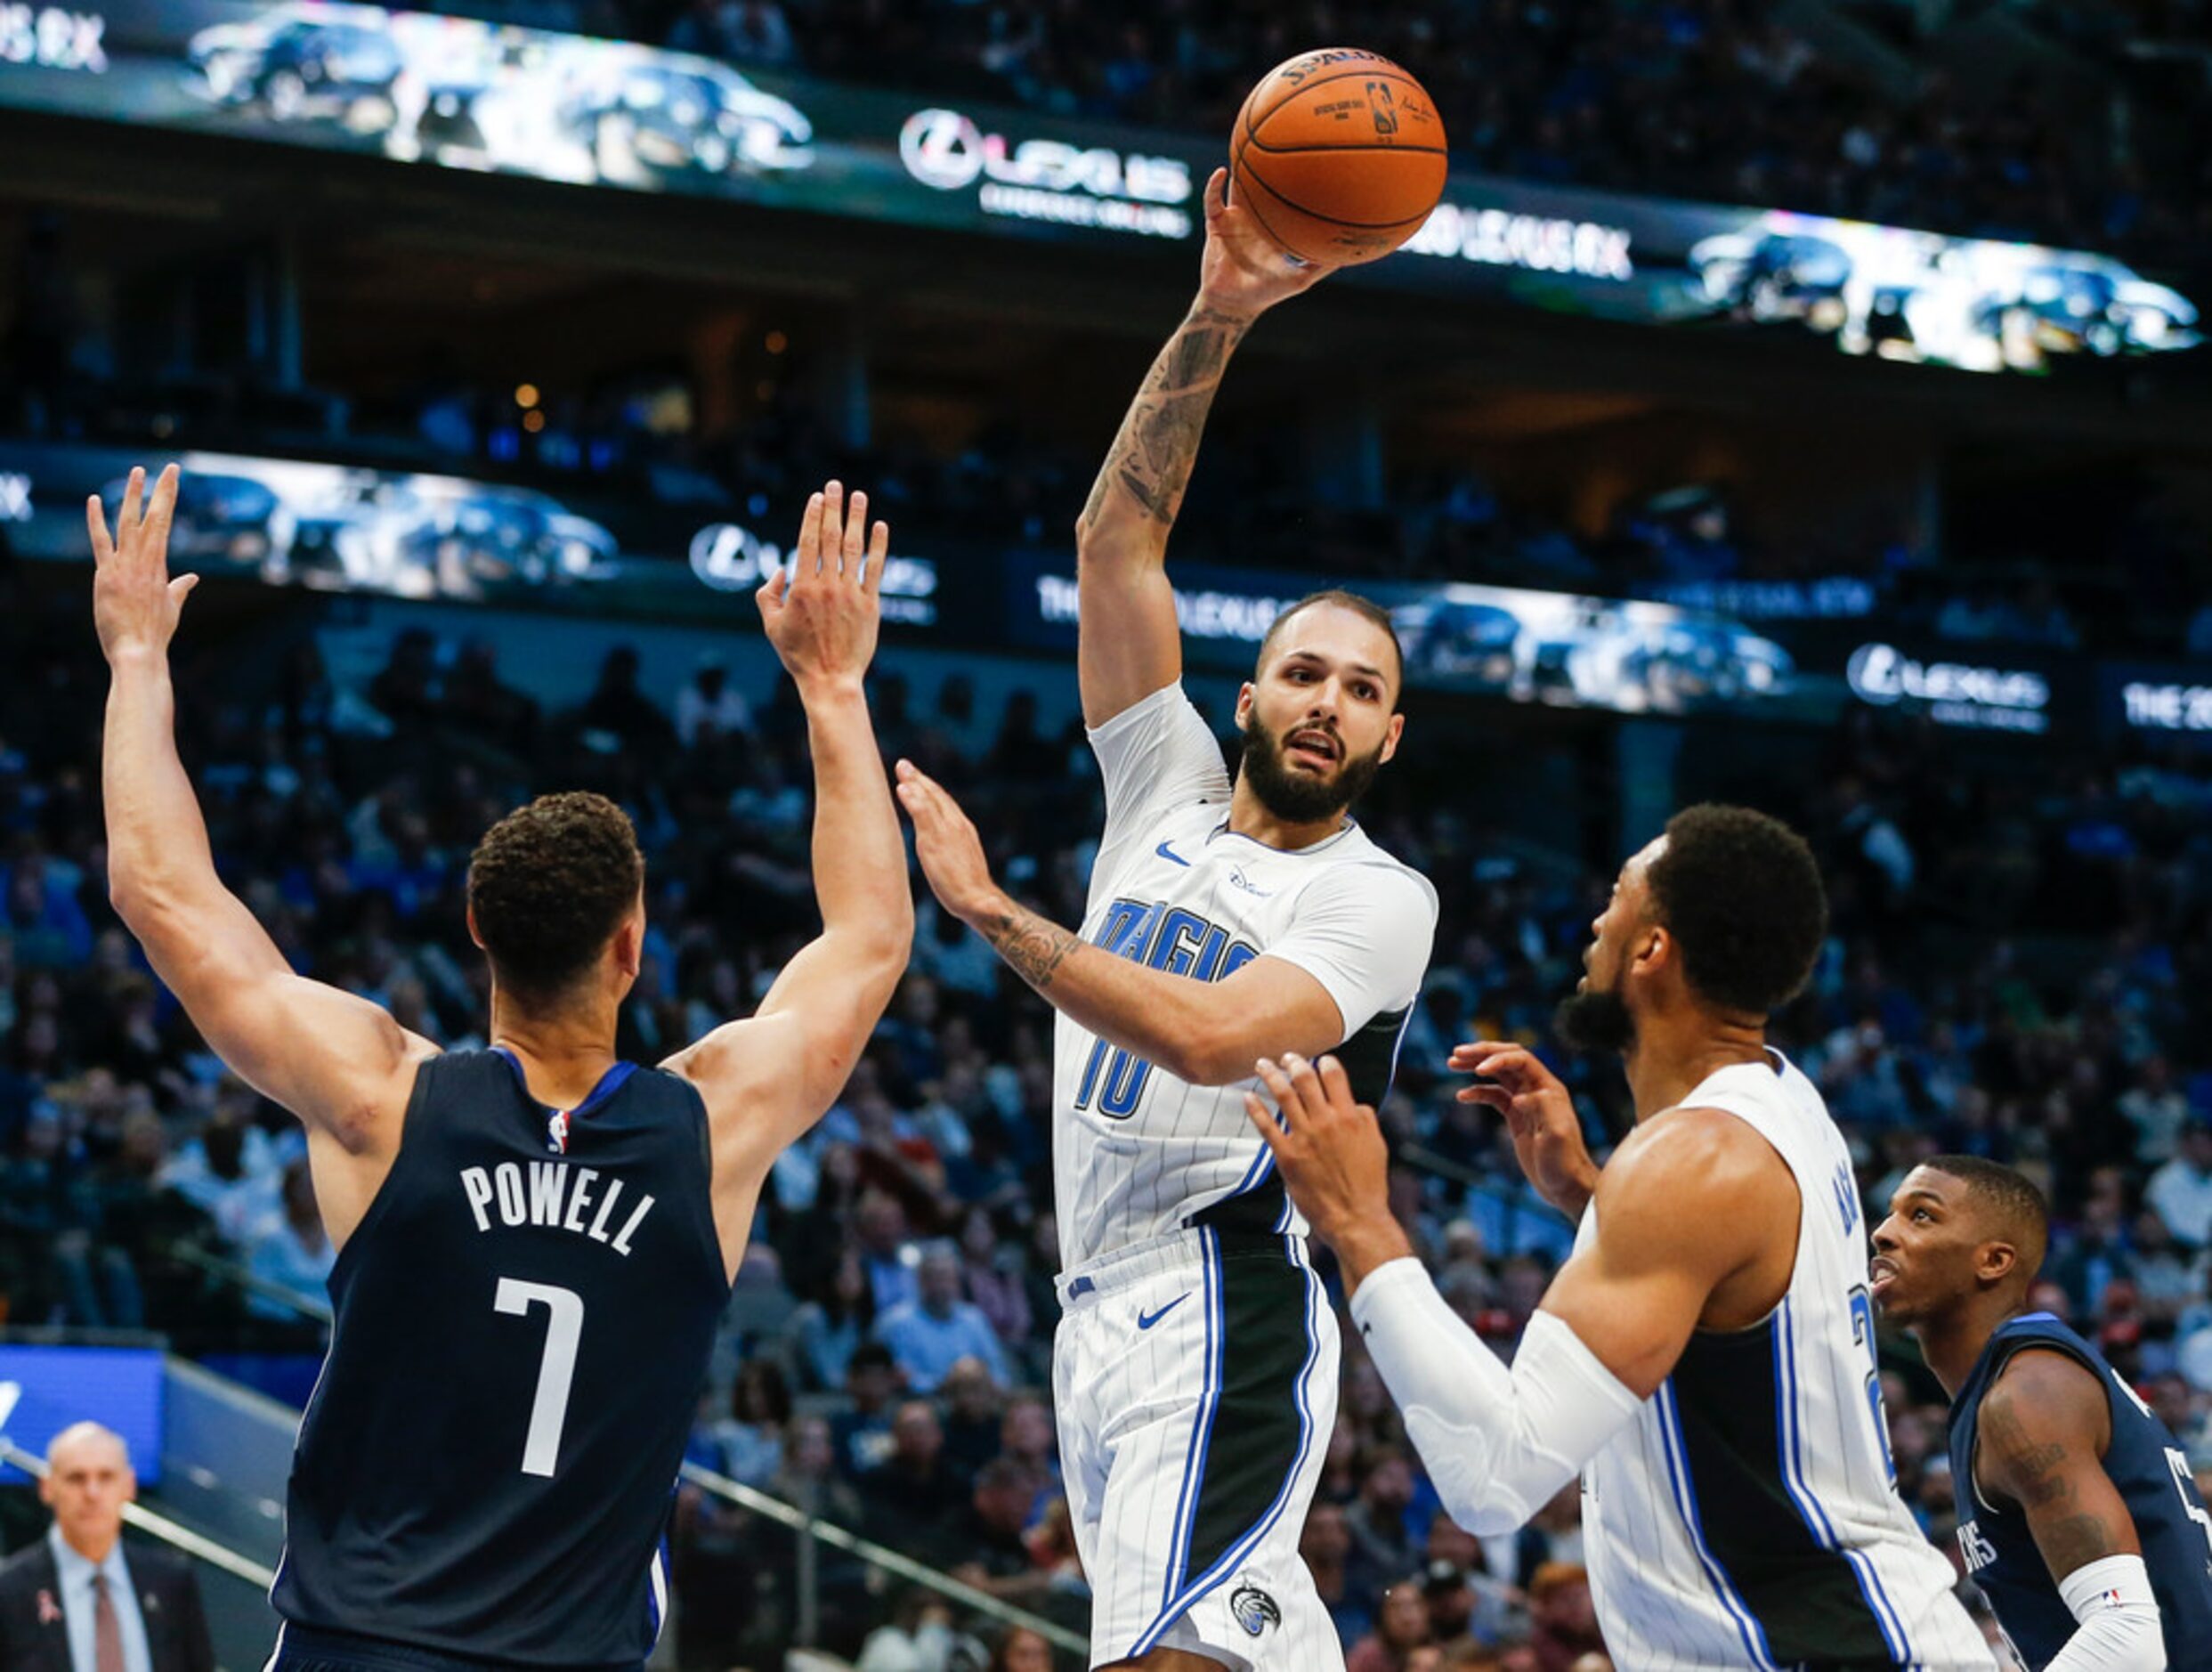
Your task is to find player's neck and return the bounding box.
[490,997,622,1106]
[1226,776,1351,852]
[1919,1295,2018,1400]
[1621,1014,1770,1124]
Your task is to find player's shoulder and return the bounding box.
[1984,1336,2106,1417]
[1282,824,1438,906]
[1601,1104,1793,1220]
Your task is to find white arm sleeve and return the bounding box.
[2044,1554,2165,1672]
[1349,1258,1641,1536]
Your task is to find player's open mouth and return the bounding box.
[1868,1256,1899,1297]
[1286,731,1340,768]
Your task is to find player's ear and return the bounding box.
[1379,710,1406,763]
[1234,682,1256,728]
[1976,1239,2018,1286]
[464,902,486,952]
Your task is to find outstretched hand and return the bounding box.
[894,759,1001,925]
[1451,1040,1600,1218]
[90,465,196,663]
[758,480,885,691]
[1244,1052,1410,1279]
[1196,166,1341,319]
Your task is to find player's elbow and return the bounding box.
[1160,1019,1250,1087]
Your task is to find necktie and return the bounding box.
[90,1571,126,1672]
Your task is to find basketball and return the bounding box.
[1229,49,1449,265]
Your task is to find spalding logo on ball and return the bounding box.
[1230,49,1449,265]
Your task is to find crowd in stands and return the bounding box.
[3,514,2212,1665]
[423,0,2211,263]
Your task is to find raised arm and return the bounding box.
[1245,1057,1788,1534]
[1074,167,1334,727]
[663,483,913,1261]
[96,467,432,1245]
[1976,1351,2166,1671]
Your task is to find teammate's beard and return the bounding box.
[1554,974,1636,1057]
[1238,716,1385,825]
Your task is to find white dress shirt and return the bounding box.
[49,1526,153,1672]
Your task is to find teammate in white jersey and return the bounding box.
[894,168,1437,1671]
[1246,805,1994,1670]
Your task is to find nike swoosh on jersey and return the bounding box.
[1155,840,1192,865]
[1137,1293,1191,1330]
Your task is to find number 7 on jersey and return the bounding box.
[495,1278,584,1477]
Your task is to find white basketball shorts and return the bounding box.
[1052,1226,1343,1670]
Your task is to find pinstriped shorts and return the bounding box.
[1053,1227,1342,1669]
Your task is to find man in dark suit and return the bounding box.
[0,1422,215,1672]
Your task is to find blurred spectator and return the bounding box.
[1349,1576,1437,1672]
[875,1239,1011,1393]
[2148,1124,2212,1249]
[246,1158,335,1322]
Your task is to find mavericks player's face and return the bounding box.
[1236,605,1404,824]
[1868,1165,1985,1327]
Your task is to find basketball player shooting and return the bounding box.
[93,467,912,1671]
[895,168,1438,1671]
[1247,807,1997,1670]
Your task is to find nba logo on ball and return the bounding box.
[1229,1583,1281,1636]
[1230,49,1448,265]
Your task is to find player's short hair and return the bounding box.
[1255,588,1406,698]
[467,792,644,1006]
[1923,1155,2050,1278]
[1644,804,1827,1016]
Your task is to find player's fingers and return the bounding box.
[86,496,114,565]
[1253,1057,1299,1121]
[145,464,180,560]
[1317,1054,1354,1111]
[865,520,889,594]
[169,572,199,608]
[1204,165,1228,220]
[1280,1051,1327,1121]
[841,490,867,573]
[794,489,824,574]
[1456,1084,1511,1108]
[817,481,843,573]
[1243,1092,1286,1155]
[118,467,145,547]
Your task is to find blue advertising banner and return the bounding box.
[0,0,2200,375]
[0,1344,166,1484]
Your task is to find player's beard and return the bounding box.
[1237,715,1385,826]
[1554,969,1636,1058]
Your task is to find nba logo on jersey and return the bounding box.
[547,1109,571,1155]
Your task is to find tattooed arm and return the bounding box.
[1075,166,1335,728]
[895,762,1348,1086]
[1977,1348,2141,1574]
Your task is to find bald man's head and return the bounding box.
[42,1422,134,1562]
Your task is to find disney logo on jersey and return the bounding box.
[1229,1583,1281,1636]
[1074,897,1258,1120]
[1228,866,1272,898]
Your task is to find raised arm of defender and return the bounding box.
[1074,167,1334,728]
[97,467,435,1246]
[665,483,913,1256]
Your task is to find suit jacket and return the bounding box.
[0,1534,216,1672]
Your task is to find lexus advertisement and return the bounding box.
[0,0,2200,372]
[3,441,2196,743]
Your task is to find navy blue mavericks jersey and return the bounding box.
[1948,1312,2212,1671]
[272,1049,730,1668]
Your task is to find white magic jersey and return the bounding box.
[1055,685,1437,1273]
[1579,1051,1992,1670]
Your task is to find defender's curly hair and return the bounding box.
[1645,803,1827,1016]
[466,792,644,1004]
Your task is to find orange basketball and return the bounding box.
[1229,50,1448,266]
